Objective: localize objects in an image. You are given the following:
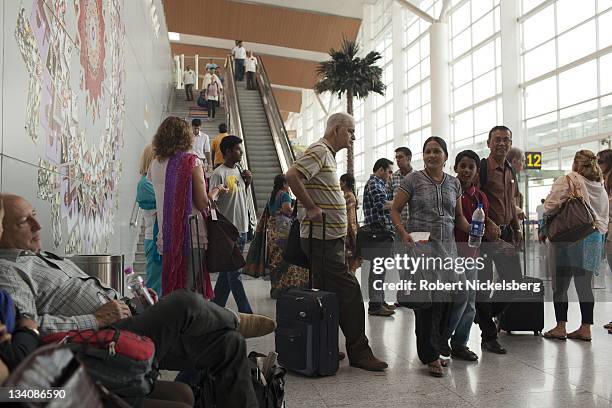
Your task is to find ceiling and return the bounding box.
[164,0,366,113]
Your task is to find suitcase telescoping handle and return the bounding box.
[188,214,202,291]
[307,212,326,290]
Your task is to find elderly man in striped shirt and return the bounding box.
[285,112,388,372]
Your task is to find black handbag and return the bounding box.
[282,200,309,268]
[206,211,246,272]
[356,223,394,260]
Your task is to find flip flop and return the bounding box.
[603,322,612,330]
[428,362,444,378]
[567,331,591,342]
[543,330,567,340]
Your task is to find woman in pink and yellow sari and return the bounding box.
[148,116,225,299]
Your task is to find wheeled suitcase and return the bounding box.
[275,214,340,377]
[497,276,545,336]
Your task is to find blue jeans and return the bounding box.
[234,59,245,80]
[446,267,477,347]
[213,232,253,314]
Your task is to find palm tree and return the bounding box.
[315,38,386,175]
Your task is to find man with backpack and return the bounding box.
[475,125,523,355]
[0,193,274,407]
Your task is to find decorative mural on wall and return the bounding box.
[14,0,126,254]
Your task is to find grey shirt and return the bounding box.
[399,170,461,258]
[0,249,117,334]
[209,164,249,233]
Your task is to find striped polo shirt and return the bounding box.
[293,138,347,240]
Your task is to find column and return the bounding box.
[500,0,522,148]
[362,4,375,179]
[392,1,406,148]
[174,55,181,89]
[429,22,450,139]
[180,54,185,89]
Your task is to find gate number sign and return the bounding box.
[525,151,542,170]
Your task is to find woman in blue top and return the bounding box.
[136,145,163,296]
[391,136,470,378]
[267,174,308,298]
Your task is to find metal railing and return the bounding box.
[255,56,295,173]
[225,55,259,222]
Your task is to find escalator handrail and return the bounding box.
[225,55,259,216]
[255,56,296,173]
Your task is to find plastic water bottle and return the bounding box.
[125,267,154,309]
[468,204,485,248]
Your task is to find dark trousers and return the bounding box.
[553,266,594,324]
[185,84,194,101]
[116,290,257,408]
[207,100,218,118]
[235,59,245,80]
[301,237,371,360]
[414,299,452,364]
[246,72,256,89]
[475,227,523,341]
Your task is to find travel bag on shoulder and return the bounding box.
[275,214,340,377]
[282,200,309,268]
[43,327,157,398]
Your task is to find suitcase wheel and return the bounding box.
[534,331,541,336]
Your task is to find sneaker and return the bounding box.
[349,354,388,371]
[238,313,276,338]
[368,307,394,317]
[481,339,507,354]
[383,303,397,311]
[338,351,346,361]
[451,346,479,361]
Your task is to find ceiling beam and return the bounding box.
[394,0,435,23]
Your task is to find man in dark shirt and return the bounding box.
[476,126,523,355]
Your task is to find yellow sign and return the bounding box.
[525,151,542,170]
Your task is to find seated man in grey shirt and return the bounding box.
[0,194,275,408]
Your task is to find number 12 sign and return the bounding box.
[525,151,542,170]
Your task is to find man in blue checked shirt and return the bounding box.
[363,158,396,317]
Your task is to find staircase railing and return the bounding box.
[255,57,295,173]
[225,55,259,221]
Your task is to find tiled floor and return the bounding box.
[167,266,612,408]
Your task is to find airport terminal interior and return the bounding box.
[3,0,612,407]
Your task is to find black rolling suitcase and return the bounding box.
[275,214,340,377]
[497,275,545,336]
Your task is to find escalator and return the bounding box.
[225,57,295,215]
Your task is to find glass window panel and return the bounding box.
[376,125,387,145]
[452,2,471,36]
[421,57,430,79]
[474,71,497,103]
[557,21,596,66]
[420,34,430,57]
[453,56,472,87]
[472,11,495,44]
[474,100,497,135]
[600,0,612,12]
[408,86,421,108]
[408,65,421,88]
[600,94,612,132]
[598,10,612,49]
[472,41,496,77]
[494,5,501,31]
[557,0,595,34]
[472,0,493,21]
[408,109,422,131]
[523,40,556,81]
[522,5,555,51]
[525,76,557,117]
[386,103,394,125]
[600,53,612,95]
[559,60,598,107]
[454,110,474,140]
[454,82,473,111]
[422,102,431,125]
[407,21,420,43]
[422,80,431,104]
[522,0,547,16]
[452,30,472,59]
[497,97,503,123]
[408,130,422,155]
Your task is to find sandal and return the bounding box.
[439,358,450,367]
[428,361,444,378]
[567,330,591,342]
[543,329,567,340]
[603,321,612,330]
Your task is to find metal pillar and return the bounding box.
[430,22,450,139]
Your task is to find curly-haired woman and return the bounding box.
[148,116,225,298]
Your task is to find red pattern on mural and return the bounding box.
[78,0,105,119]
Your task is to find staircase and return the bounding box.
[235,80,282,213]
